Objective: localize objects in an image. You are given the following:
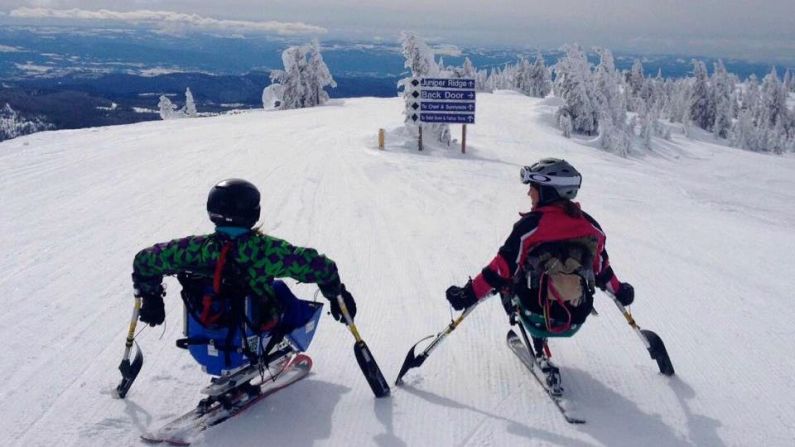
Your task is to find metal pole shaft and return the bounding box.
[122,298,142,360]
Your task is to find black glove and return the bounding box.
[615,282,634,306]
[328,284,357,323]
[139,293,165,326]
[446,281,477,311]
[500,292,516,315]
[135,282,165,326]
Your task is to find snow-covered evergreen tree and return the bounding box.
[270,46,308,110]
[306,40,337,106]
[665,78,691,124]
[0,103,53,141]
[689,60,715,130]
[731,107,758,151]
[475,69,491,92]
[514,57,533,95]
[397,32,450,146]
[459,57,477,79]
[783,69,793,93]
[399,32,439,79]
[628,59,645,97]
[527,53,552,98]
[729,69,792,153]
[553,44,598,136]
[711,61,733,139]
[184,88,197,117]
[592,48,631,156]
[158,95,178,120]
[758,68,788,130]
[269,40,336,110]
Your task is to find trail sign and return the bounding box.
[420,113,475,124]
[408,77,476,125]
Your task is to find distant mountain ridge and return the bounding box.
[2,24,793,140]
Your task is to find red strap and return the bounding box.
[538,273,573,334]
[199,241,232,326]
[199,295,220,326]
[213,242,232,294]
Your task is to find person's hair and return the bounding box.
[559,199,581,218]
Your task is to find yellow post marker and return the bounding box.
[378,128,385,150]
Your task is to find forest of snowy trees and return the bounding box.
[399,34,794,155]
[0,103,53,142]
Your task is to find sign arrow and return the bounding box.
[412,102,419,110]
[412,91,420,98]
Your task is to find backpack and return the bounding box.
[518,236,598,333]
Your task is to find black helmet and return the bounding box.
[207,179,261,228]
[520,158,582,205]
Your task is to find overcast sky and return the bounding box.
[1,1,793,62]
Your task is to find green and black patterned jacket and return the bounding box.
[132,229,341,317]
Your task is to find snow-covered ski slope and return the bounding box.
[2,92,794,447]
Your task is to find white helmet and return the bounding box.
[520,158,582,205]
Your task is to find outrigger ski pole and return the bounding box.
[395,300,482,385]
[116,297,144,398]
[337,295,391,398]
[606,291,675,376]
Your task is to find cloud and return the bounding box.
[9,7,327,36]
[0,44,23,52]
[432,44,462,57]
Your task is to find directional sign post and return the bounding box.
[405,77,423,150]
[408,77,476,154]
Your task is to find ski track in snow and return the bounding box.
[2,94,795,446]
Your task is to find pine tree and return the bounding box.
[783,69,793,93]
[711,61,733,139]
[184,88,197,117]
[759,67,788,129]
[731,108,758,151]
[665,78,691,124]
[689,60,715,130]
[267,40,336,110]
[306,39,337,106]
[554,44,598,136]
[528,52,551,98]
[514,57,533,95]
[399,32,438,78]
[628,59,645,96]
[270,46,308,109]
[460,57,477,79]
[158,95,178,120]
[397,32,450,146]
[593,48,631,155]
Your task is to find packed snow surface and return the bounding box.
[2,93,794,446]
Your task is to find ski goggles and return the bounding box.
[520,165,582,187]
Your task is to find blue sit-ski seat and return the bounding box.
[184,280,323,376]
